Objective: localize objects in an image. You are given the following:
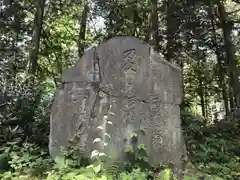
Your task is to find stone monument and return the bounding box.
[49,36,186,176]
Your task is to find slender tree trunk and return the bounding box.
[24,0,45,139]
[196,57,206,118]
[166,0,174,62]
[3,0,14,104]
[29,0,45,75]
[166,0,181,62]
[216,49,230,114]
[199,79,206,118]
[217,1,239,108]
[179,58,185,112]
[148,0,158,50]
[229,87,235,109]
[205,93,209,119]
[78,0,89,58]
[209,0,229,114]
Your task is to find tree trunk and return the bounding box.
[29,0,45,75]
[216,50,230,114]
[166,0,181,62]
[24,0,45,139]
[229,89,235,110]
[199,79,206,118]
[148,0,158,50]
[179,58,186,112]
[78,1,89,58]
[205,94,209,119]
[217,1,239,108]
[208,0,229,114]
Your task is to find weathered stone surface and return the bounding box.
[49,36,186,175]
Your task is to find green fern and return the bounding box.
[103,154,121,179]
[153,168,172,180]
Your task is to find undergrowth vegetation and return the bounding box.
[182,114,240,179]
[1,113,240,180]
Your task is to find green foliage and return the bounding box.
[123,130,150,172]
[182,114,240,180]
[2,125,240,180]
[119,168,147,180]
[2,108,239,180]
[0,142,53,179]
[0,140,182,180]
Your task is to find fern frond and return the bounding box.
[103,154,121,179]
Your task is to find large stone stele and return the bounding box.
[49,36,186,175]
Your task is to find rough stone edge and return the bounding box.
[100,36,182,72]
[150,51,181,73]
[59,36,181,83]
[60,48,96,83]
